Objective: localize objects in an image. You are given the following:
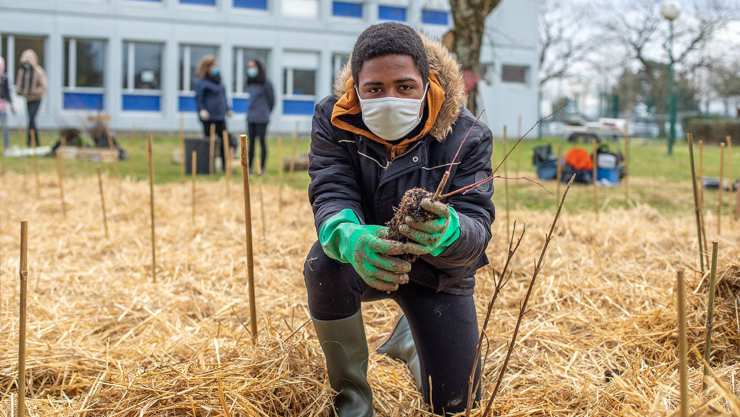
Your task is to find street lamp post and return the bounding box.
[661,0,680,155]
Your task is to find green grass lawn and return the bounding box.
[2,129,737,213]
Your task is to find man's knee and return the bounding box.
[303,241,339,283]
[303,241,362,320]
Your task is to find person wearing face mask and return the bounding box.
[195,55,232,170]
[245,59,274,175]
[304,23,494,416]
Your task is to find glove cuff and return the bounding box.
[318,208,361,263]
[430,206,461,256]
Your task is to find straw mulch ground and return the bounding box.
[0,172,738,416]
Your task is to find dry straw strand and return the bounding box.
[96,168,109,239]
[703,241,718,389]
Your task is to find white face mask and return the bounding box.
[356,85,427,142]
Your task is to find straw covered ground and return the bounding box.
[0,172,738,416]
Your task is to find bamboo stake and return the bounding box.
[725,136,732,208]
[191,151,197,224]
[147,136,157,283]
[688,134,706,274]
[222,130,231,195]
[209,124,216,175]
[676,270,689,417]
[180,116,186,177]
[698,140,705,210]
[623,125,630,201]
[736,178,740,221]
[290,123,298,173]
[18,221,28,417]
[717,143,725,236]
[259,181,266,242]
[55,154,67,218]
[703,241,718,389]
[592,139,599,217]
[277,135,284,214]
[502,126,511,239]
[30,129,39,197]
[96,168,109,239]
[556,144,562,203]
[240,134,258,344]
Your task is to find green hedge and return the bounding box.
[685,117,740,144]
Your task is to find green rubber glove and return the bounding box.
[320,209,418,292]
[398,198,460,256]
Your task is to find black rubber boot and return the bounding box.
[313,311,374,417]
[376,315,422,390]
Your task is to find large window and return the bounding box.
[64,38,106,110]
[282,51,318,115]
[282,0,319,18]
[501,64,530,85]
[178,44,218,112]
[122,41,163,112]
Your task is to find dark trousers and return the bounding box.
[303,241,481,415]
[201,120,228,169]
[26,99,41,146]
[247,122,268,173]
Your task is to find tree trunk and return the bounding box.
[449,0,502,114]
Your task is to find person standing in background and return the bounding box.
[0,57,15,153]
[246,59,274,176]
[195,55,231,170]
[15,49,47,147]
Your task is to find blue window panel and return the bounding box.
[63,92,104,111]
[283,99,315,115]
[232,97,250,113]
[180,0,215,5]
[178,96,197,112]
[378,5,406,21]
[122,94,161,112]
[333,1,363,17]
[422,9,449,25]
[234,0,268,9]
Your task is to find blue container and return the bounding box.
[597,167,619,184]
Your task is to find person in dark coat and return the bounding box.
[246,59,274,175]
[304,23,494,416]
[195,55,231,170]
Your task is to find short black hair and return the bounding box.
[351,23,429,85]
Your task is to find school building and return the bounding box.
[0,0,539,135]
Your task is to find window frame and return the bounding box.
[64,37,106,92]
[500,64,530,85]
[178,43,220,94]
[122,40,164,94]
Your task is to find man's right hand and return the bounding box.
[349,225,412,291]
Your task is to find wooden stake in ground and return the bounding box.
[18,221,28,417]
[30,129,40,197]
[725,136,732,207]
[502,126,511,239]
[258,181,266,242]
[240,134,258,344]
[209,124,216,175]
[55,154,67,218]
[698,140,705,210]
[147,136,157,283]
[703,240,719,389]
[592,139,599,217]
[688,134,707,274]
[623,125,630,201]
[277,135,285,214]
[676,270,689,417]
[717,143,725,236]
[191,150,197,224]
[222,130,231,194]
[96,168,109,239]
[290,123,299,173]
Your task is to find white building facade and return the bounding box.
[0,0,538,135]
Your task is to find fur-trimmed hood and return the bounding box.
[332,34,465,142]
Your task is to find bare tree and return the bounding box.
[599,0,736,110]
[538,0,597,89]
[448,0,502,113]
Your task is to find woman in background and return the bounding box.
[15,49,47,146]
[246,59,274,176]
[195,55,230,169]
[0,57,14,153]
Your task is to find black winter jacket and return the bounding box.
[307,38,494,295]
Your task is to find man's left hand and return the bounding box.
[398,198,461,257]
